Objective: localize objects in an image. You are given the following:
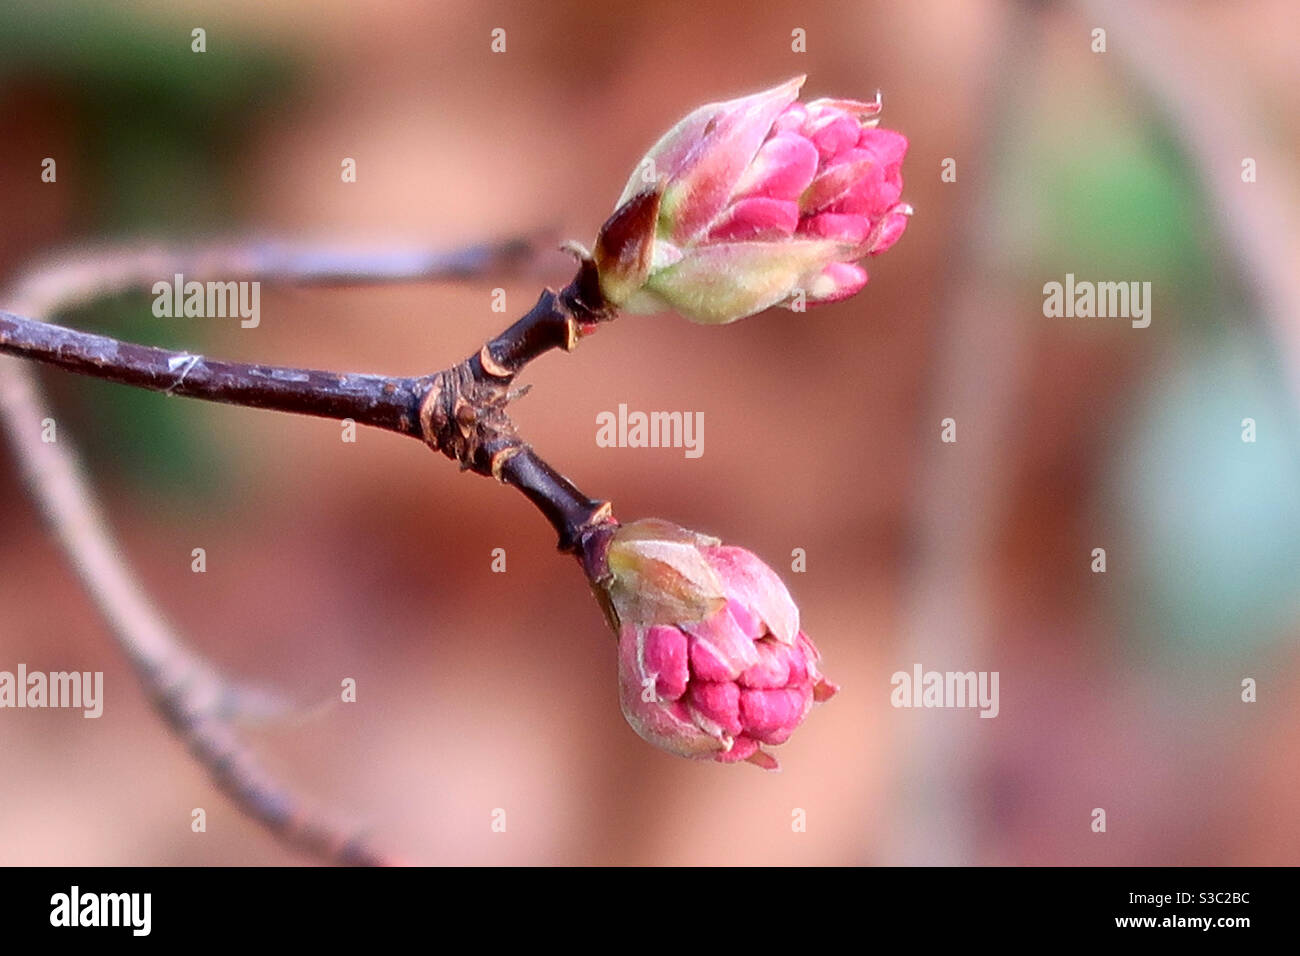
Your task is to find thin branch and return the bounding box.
[2,253,615,536]
[5,236,553,313]
[497,448,612,552]
[0,235,562,866]
[0,309,429,435]
[1,259,604,441]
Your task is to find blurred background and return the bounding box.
[1,0,1297,865]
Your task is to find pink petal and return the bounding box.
[786,642,809,684]
[856,126,909,167]
[732,133,819,201]
[750,724,796,746]
[740,686,811,736]
[866,205,911,254]
[664,77,806,243]
[703,546,801,644]
[688,680,743,736]
[689,634,739,681]
[797,631,823,664]
[715,734,758,763]
[798,212,870,245]
[820,129,906,218]
[800,150,877,213]
[615,78,807,214]
[643,625,689,700]
[744,747,780,770]
[707,197,799,241]
[681,604,760,677]
[806,112,861,162]
[617,628,726,758]
[795,632,839,702]
[726,597,765,640]
[771,103,808,134]
[738,638,793,688]
[826,166,901,218]
[806,261,869,304]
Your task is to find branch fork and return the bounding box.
[0,237,620,865]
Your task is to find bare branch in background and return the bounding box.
[0,235,564,866]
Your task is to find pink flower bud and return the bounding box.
[584,518,838,769]
[592,76,911,324]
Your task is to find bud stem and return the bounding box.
[497,448,611,552]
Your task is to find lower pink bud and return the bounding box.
[603,527,839,769]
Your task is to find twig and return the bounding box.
[1,263,591,441]
[0,235,581,865]
[0,255,614,544]
[0,309,430,434]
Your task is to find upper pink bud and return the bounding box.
[592,76,910,324]
[586,518,838,769]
